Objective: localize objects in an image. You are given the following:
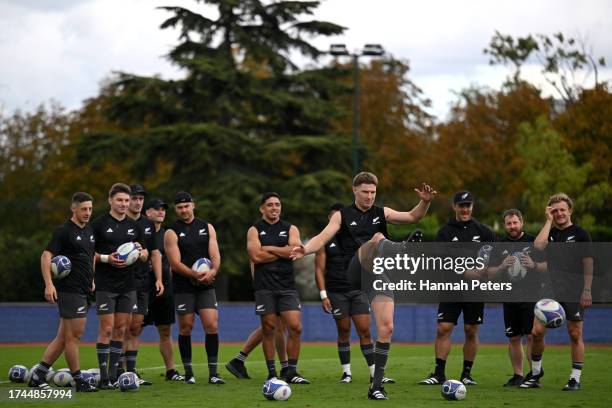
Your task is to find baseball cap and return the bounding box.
[174,191,194,204]
[453,191,474,205]
[145,198,168,210]
[130,184,147,196]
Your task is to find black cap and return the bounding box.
[453,191,474,205]
[174,191,194,204]
[145,198,168,210]
[130,184,147,196]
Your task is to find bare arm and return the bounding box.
[265,225,302,258]
[384,183,436,224]
[41,250,56,303]
[291,212,341,259]
[207,224,222,275]
[164,229,198,279]
[581,257,594,308]
[314,246,327,291]
[151,249,164,296]
[247,226,279,264]
[534,207,554,251]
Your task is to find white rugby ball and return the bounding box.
[53,370,74,387]
[507,252,527,281]
[116,242,140,266]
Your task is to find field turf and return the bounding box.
[1,343,610,407]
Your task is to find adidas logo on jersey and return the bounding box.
[127,228,135,236]
[106,228,113,233]
[76,236,82,240]
[350,221,357,226]
[329,242,336,248]
[199,229,207,235]
[179,232,186,237]
[259,231,266,236]
[132,304,138,310]
[372,216,380,225]
[452,237,459,242]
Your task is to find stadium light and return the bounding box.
[329,43,386,175]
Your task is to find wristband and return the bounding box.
[319,290,328,300]
[100,254,109,263]
[583,288,591,292]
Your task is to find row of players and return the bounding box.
[26,172,592,400]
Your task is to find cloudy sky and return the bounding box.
[1,0,610,119]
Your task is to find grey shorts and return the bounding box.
[57,292,89,319]
[174,289,218,315]
[134,290,149,316]
[95,290,137,315]
[254,289,301,315]
[328,290,371,320]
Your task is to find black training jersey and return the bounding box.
[547,224,592,299]
[494,233,543,300]
[337,204,388,269]
[153,226,172,295]
[253,219,294,291]
[168,218,213,293]
[324,235,352,292]
[45,220,95,295]
[435,218,497,243]
[91,212,146,293]
[133,215,158,291]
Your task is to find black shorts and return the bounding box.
[437,302,484,325]
[134,290,149,316]
[328,290,370,319]
[503,302,534,337]
[57,292,89,319]
[144,293,175,326]
[560,302,584,322]
[95,290,137,315]
[174,289,217,315]
[254,289,301,315]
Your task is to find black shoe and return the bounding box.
[165,369,185,381]
[503,374,524,387]
[285,372,311,384]
[368,386,388,400]
[98,381,115,390]
[135,372,152,386]
[28,375,51,390]
[225,359,250,379]
[460,374,478,385]
[339,372,352,383]
[370,376,396,384]
[519,369,544,388]
[562,378,581,391]
[279,367,288,379]
[418,372,445,385]
[185,375,196,385]
[75,378,99,392]
[208,375,225,384]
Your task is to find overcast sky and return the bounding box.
[1,0,611,119]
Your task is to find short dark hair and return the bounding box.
[329,203,344,212]
[503,208,523,222]
[72,192,93,204]
[260,192,281,205]
[108,183,131,198]
[352,172,378,187]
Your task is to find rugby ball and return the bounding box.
[81,371,97,387]
[116,242,140,266]
[24,364,40,383]
[534,299,566,328]
[477,245,493,267]
[118,372,140,392]
[45,368,56,383]
[53,370,74,387]
[441,379,467,400]
[51,255,72,280]
[507,252,527,281]
[191,257,213,286]
[262,378,292,401]
[8,365,28,383]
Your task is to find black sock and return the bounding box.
[373,342,390,389]
[125,350,138,372]
[96,343,110,382]
[435,358,446,377]
[108,340,123,382]
[266,360,277,378]
[71,370,82,380]
[235,350,248,363]
[338,342,351,365]
[462,360,473,377]
[361,343,375,367]
[205,333,219,377]
[280,360,288,370]
[179,335,193,377]
[287,358,298,376]
[34,361,51,382]
[119,352,126,370]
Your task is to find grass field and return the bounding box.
[1,343,610,407]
